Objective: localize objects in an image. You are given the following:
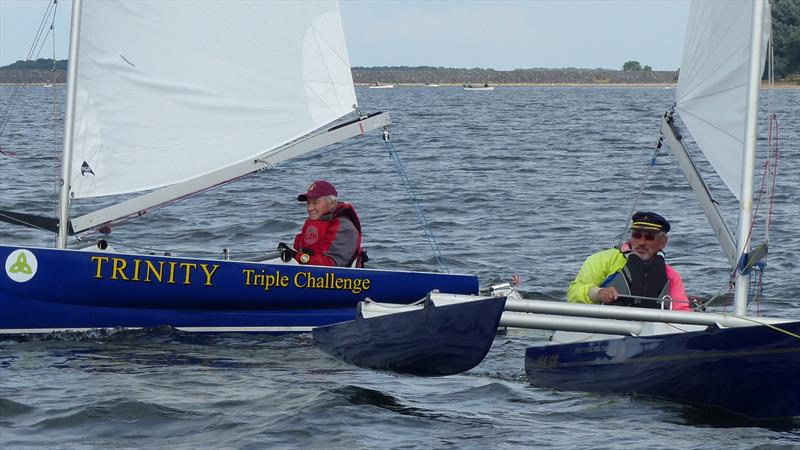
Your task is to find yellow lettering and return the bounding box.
[167,261,177,284]
[132,259,142,281]
[262,273,272,291]
[91,256,109,279]
[179,262,196,285]
[144,260,164,283]
[286,272,371,294]
[294,271,307,288]
[242,268,254,285]
[111,258,129,281]
[201,264,219,287]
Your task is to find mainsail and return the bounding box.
[68,1,356,199]
[674,0,771,200]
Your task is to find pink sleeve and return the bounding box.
[665,264,690,311]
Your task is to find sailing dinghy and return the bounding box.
[0,0,479,334]
[524,0,800,419]
[312,0,799,419]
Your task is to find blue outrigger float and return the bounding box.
[313,294,506,376]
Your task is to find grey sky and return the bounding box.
[0,0,690,70]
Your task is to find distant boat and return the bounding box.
[368,82,394,89]
[425,83,439,87]
[463,83,493,91]
[42,83,52,87]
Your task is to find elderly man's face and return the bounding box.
[630,230,668,261]
[306,196,335,220]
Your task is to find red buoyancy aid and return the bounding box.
[292,202,363,267]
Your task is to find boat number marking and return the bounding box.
[5,249,38,282]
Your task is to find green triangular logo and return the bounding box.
[9,252,32,275]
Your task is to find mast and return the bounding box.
[733,0,768,315]
[57,0,83,248]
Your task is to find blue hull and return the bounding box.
[0,245,479,334]
[524,320,800,419]
[313,296,506,376]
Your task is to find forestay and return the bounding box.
[69,0,356,198]
[674,0,770,200]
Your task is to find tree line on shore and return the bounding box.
[6,62,798,86]
[0,60,684,85]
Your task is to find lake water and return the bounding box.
[1,85,799,448]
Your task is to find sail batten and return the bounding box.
[69,0,356,199]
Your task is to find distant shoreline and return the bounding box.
[2,61,798,87]
[2,63,798,87]
[356,81,800,88]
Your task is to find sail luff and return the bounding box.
[57,0,83,249]
[733,0,769,315]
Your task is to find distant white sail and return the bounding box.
[69,0,356,198]
[674,0,770,200]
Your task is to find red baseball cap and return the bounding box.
[297,180,337,202]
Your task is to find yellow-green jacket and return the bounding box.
[567,248,627,304]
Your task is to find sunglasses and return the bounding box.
[631,230,660,241]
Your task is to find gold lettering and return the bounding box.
[288,271,372,295]
[294,271,307,288]
[91,256,109,279]
[132,259,142,281]
[167,261,177,284]
[201,264,219,287]
[144,260,164,283]
[242,268,254,285]
[264,273,275,291]
[179,262,197,285]
[111,258,129,281]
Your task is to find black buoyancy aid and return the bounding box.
[604,251,670,309]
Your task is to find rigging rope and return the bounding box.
[0,0,59,141]
[616,136,663,248]
[382,129,449,273]
[725,39,780,315]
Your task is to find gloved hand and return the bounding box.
[278,242,297,263]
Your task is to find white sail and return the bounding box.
[674,0,770,200]
[68,0,356,199]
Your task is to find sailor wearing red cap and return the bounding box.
[278,180,364,267]
[566,212,689,311]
